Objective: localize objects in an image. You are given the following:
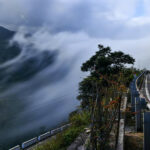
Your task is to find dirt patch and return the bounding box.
[124,132,143,150]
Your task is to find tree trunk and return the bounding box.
[115,96,121,149]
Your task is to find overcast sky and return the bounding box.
[0,0,150,69]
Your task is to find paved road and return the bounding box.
[145,74,150,99]
[139,73,150,107]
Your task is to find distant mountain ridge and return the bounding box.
[0,26,57,86]
[0,26,15,41]
[0,26,20,64]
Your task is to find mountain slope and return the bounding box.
[0,26,14,40]
[0,26,57,86]
[0,26,20,64]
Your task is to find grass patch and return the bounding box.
[125,133,143,150]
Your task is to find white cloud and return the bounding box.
[10,27,150,70]
[127,16,150,26]
[0,0,149,39]
[0,0,150,68]
[1,1,150,146]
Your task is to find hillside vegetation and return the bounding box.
[33,44,141,150]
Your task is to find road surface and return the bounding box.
[138,73,150,108]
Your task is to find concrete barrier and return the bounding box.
[22,137,37,149]
[38,131,51,141]
[117,119,125,150]
[116,96,128,150]
[9,145,20,150]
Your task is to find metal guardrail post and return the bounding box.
[135,97,142,132]
[144,112,150,150]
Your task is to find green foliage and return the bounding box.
[122,68,134,87]
[62,127,83,147]
[78,44,135,108]
[33,111,90,150]
[81,45,112,74]
[77,44,136,149]
[81,44,135,75]
[77,76,98,107]
[33,127,81,150]
[33,133,65,150]
[69,111,90,126]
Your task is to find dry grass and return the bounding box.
[125,132,143,150]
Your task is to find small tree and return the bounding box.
[78,44,135,108]
[78,44,135,149]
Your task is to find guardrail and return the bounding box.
[131,73,146,130]
[38,131,51,141]
[9,123,71,150]
[131,72,150,150]
[135,71,150,109]
[9,145,20,150]
[22,137,37,149]
[136,71,145,92]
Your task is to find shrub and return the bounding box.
[33,111,90,150]
[62,127,83,147]
[69,111,90,126]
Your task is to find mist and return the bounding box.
[0,0,150,149]
[0,0,150,68]
[0,27,102,149]
[0,25,150,149]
